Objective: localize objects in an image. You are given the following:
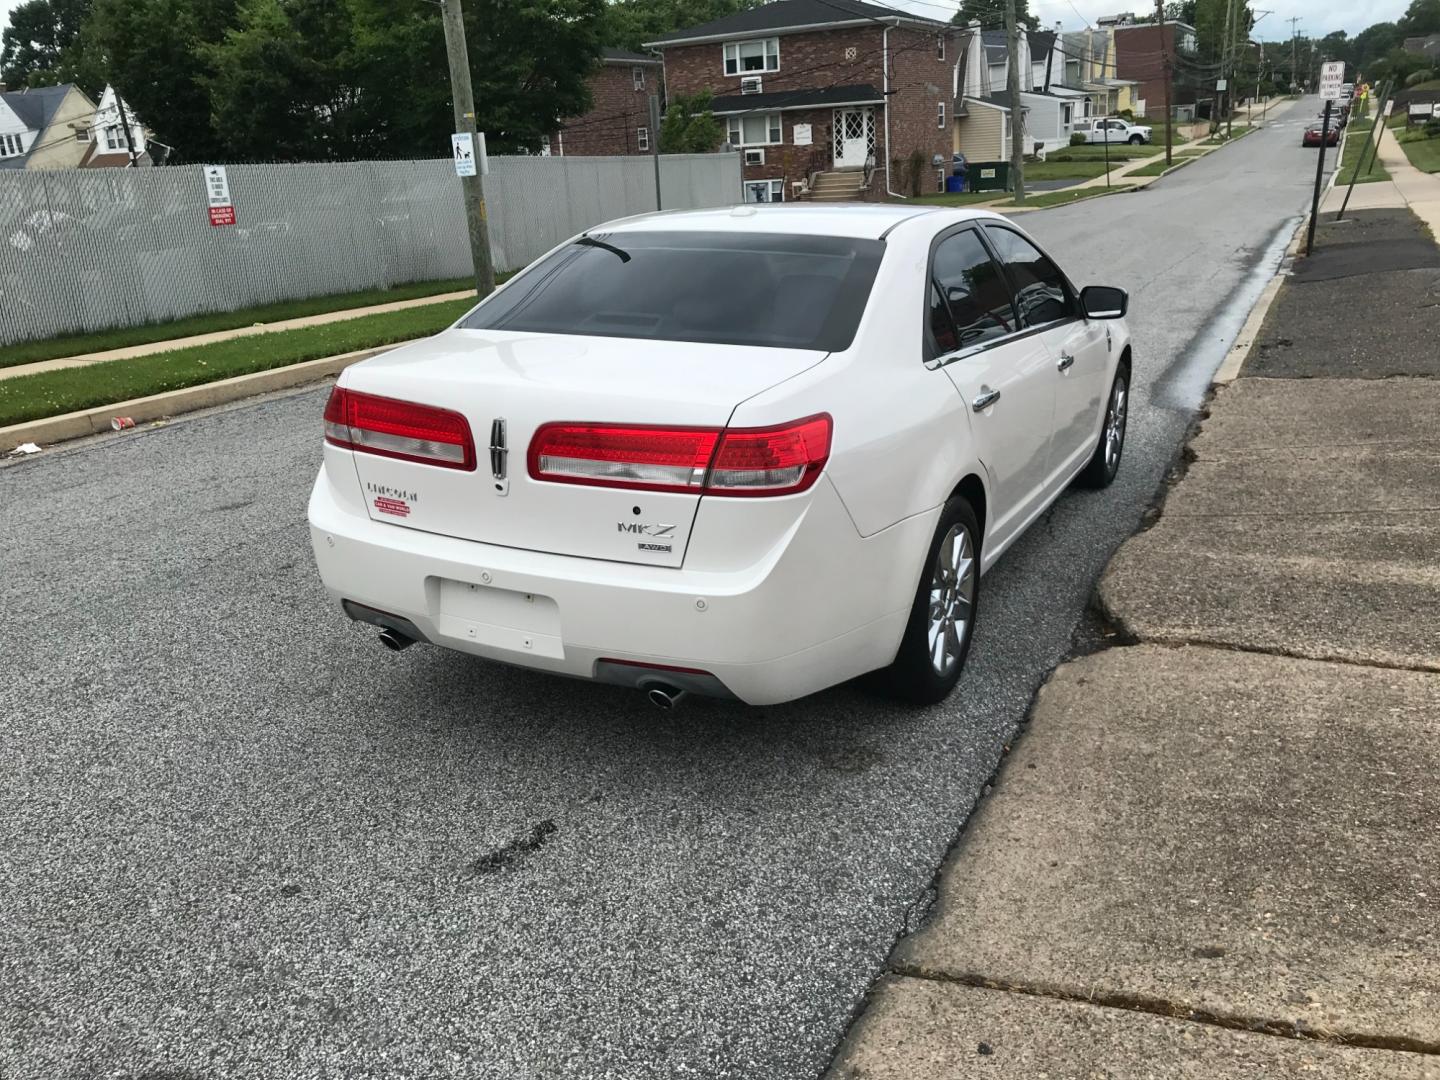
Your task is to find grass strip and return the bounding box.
[1042,145,1156,162]
[0,297,475,428]
[1126,157,1194,177]
[999,184,1136,209]
[1,277,477,371]
[1335,122,1392,185]
[1024,160,1113,180]
[907,191,1007,206]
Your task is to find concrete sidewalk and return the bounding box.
[0,288,473,383]
[826,208,1440,1078]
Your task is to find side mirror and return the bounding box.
[1080,285,1128,319]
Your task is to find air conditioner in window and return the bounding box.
[743,148,766,166]
[740,76,763,94]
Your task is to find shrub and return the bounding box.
[1070,132,1087,145]
[1405,69,1437,88]
[1426,118,1440,138]
[906,148,927,197]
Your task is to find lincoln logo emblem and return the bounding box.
[489,418,507,480]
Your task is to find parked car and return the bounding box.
[1302,122,1340,147]
[308,206,1133,707]
[1074,117,1153,145]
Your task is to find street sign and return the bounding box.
[1319,61,1346,101]
[201,165,236,227]
[452,132,476,177]
[1216,79,1227,91]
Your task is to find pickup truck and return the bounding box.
[1074,117,1153,145]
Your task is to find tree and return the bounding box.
[1398,0,1440,36]
[603,0,763,52]
[82,0,237,162]
[203,0,369,161]
[659,92,721,153]
[0,0,90,87]
[952,0,1037,32]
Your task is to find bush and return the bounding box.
[906,148,927,197]
[1070,132,1087,145]
[1426,118,1440,138]
[1405,69,1437,88]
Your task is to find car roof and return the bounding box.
[599,204,999,241]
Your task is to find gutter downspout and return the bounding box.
[884,22,904,199]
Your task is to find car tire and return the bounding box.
[1077,363,1130,489]
[875,496,981,705]
[1128,134,1143,145]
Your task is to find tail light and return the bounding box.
[528,414,831,497]
[324,386,476,471]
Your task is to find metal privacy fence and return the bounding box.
[0,153,741,348]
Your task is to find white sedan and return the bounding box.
[308,205,1131,707]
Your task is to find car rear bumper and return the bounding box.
[307,468,936,705]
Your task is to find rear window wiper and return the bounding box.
[575,236,631,263]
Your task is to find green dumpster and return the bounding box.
[968,161,1010,192]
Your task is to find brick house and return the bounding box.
[551,48,664,157]
[644,0,963,202]
[1111,20,1198,112]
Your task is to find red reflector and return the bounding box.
[324,386,476,471]
[528,414,832,497]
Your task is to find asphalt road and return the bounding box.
[1,99,1335,1080]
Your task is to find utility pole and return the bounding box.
[439,0,496,299]
[1157,0,1173,166]
[116,91,139,168]
[648,93,662,211]
[1225,0,1243,137]
[1217,0,1234,134]
[1288,17,1300,93]
[1006,0,1025,203]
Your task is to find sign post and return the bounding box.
[202,165,235,227]
[1306,61,1346,256]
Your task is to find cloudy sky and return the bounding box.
[0,0,1410,56]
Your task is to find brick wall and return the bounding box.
[559,62,661,156]
[660,23,961,200]
[1113,24,1191,109]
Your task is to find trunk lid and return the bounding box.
[337,327,827,567]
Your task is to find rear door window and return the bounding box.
[461,230,884,352]
[927,228,1018,358]
[983,225,1076,328]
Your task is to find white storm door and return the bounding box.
[833,107,871,167]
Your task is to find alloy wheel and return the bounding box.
[1105,379,1128,471]
[927,524,976,676]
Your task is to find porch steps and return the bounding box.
[806,170,868,202]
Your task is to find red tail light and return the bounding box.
[324,386,476,471]
[528,414,831,497]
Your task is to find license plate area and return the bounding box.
[436,579,563,659]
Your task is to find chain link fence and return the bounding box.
[0,153,741,349]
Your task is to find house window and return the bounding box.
[633,66,645,90]
[724,38,779,75]
[727,112,782,147]
[742,179,784,203]
[1,133,24,158]
[937,35,945,60]
[74,128,90,142]
[637,126,650,151]
[937,102,946,128]
[105,124,124,151]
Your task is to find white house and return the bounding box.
[85,85,149,166]
[954,24,1076,159]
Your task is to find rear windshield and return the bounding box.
[459,230,884,351]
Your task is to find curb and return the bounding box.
[2,341,412,452]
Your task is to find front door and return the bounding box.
[833,107,873,168]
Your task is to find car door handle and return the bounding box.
[1057,352,1076,372]
[972,386,1001,412]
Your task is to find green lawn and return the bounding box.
[1024,160,1113,180]
[907,190,1007,206]
[1,277,479,371]
[999,185,1136,209]
[1335,123,1391,185]
[1399,133,1440,173]
[0,297,476,428]
[1043,144,1156,162]
[1126,157,1193,177]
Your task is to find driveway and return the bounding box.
[0,99,1337,1079]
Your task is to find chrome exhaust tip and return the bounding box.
[646,684,687,710]
[378,627,415,652]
